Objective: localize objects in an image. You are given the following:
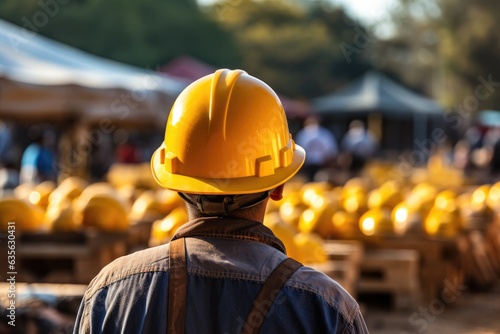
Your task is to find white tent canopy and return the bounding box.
[0,19,188,124]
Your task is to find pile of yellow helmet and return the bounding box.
[262,174,500,249]
[0,177,131,233]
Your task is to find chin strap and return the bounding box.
[178,191,270,215]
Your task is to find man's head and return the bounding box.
[151,69,305,217]
[303,115,321,128]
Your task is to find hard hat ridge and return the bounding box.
[208,69,244,142]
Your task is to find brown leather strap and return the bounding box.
[167,238,187,334]
[242,257,303,334]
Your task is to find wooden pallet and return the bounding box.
[358,249,420,310]
[360,235,464,303]
[1,230,128,284]
[324,239,364,266]
[486,221,500,277]
[128,219,154,252]
[310,240,364,297]
[460,229,500,288]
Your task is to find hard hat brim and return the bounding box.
[150,144,306,195]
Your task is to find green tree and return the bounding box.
[373,0,500,112]
[0,0,240,69]
[1,0,374,98]
[206,0,372,98]
[436,0,500,111]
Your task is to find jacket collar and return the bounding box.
[171,216,286,254]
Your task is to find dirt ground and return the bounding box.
[363,284,500,334]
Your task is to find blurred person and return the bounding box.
[453,140,470,171]
[483,127,500,174]
[295,116,338,181]
[490,138,500,175]
[341,120,378,172]
[464,126,487,170]
[0,121,13,163]
[115,131,141,164]
[90,133,114,181]
[57,117,89,181]
[20,130,56,184]
[73,70,368,333]
[0,152,20,195]
[465,126,484,152]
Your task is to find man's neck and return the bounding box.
[186,200,268,223]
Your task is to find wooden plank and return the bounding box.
[8,231,129,284]
[358,234,464,302]
[324,240,364,265]
[486,223,500,277]
[358,249,421,309]
[461,230,498,287]
[18,244,91,257]
[319,240,364,298]
[0,282,87,297]
[309,260,359,297]
[128,219,154,250]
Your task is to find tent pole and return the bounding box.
[413,113,428,160]
[57,117,90,183]
[368,112,382,142]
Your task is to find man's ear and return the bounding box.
[270,184,285,201]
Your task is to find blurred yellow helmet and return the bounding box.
[0,198,43,232]
[151,69,305,195]
[77,194,130,232]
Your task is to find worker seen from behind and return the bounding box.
[73,69,368,333]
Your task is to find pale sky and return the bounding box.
[330,0,398,24]
[331,0,399,37]
[197,0,398,36]
[197,0,398,25]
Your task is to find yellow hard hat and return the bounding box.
[0,198,43,232]
[77,194,130,232]
[151,69,305,194]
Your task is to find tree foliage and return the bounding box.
[205,0,372,98]
[373,0,500,112]
[437,0,500,111]
[0,0,241,69]
[0,0,374,98]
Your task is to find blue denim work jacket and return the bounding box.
[73,217,369,333]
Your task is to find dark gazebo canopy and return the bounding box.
[313,71,444,117]
[312,71,446,152]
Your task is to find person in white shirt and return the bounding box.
[341,120,378,172]
[295,116,338,181]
